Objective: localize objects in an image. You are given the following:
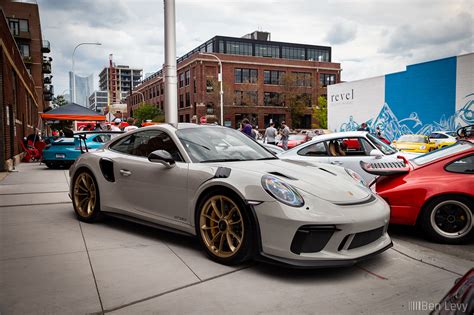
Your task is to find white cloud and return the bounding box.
[36,0,473,96]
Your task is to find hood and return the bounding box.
[223,159,371,204]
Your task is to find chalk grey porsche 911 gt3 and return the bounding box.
[69,123,392,267]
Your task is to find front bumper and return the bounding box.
[251,193,392,267]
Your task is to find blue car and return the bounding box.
[42,131,122,168]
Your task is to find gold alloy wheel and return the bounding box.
[73,172,97,218]
[199,195,244,258]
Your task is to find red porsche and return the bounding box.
[361,140,473,244]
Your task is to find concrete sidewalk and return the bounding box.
[0,163,472,314]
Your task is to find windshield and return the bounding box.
[366,133,397,155]
[176,126,276,163]
[398,135,427,143]
[289,135,307,141]
[446,131,457,137]
[412,142,473,166]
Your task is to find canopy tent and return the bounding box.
[40,103,106,121]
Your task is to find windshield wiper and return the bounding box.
[201,158,245,163]
[255,157,278,160]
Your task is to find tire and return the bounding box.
[420,196,473,244]
[195,190,255,265]
[72,170,102,223]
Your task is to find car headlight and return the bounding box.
[345,168,367,187]
[420,145,426,150]
[261,175,304,207]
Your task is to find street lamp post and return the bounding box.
[199,52,224,126]
[72,42,102,103]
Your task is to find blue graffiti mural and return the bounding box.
[338,92,473,142]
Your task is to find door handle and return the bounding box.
[119,169,132,177]
[331,161,343,165]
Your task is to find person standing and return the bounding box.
[357,122,370,132]
[280,121,290,150]
[110,119,122,131]
[240,118,253,137]
[264,122,277,145]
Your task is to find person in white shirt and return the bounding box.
[110,119,121,138]
[264,122,277,145]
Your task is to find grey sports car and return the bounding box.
[69,123,392,267]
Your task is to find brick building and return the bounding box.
[127,31,341,129]
[1,0,52,111]
[0,8,41,170]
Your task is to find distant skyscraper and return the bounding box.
[69,72,93,107]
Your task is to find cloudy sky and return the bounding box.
[37,0,473,97]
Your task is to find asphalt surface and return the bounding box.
[1,163,472,314]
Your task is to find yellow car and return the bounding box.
[392,134,438,153]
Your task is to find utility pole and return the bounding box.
[163,0,178,126]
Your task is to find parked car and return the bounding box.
[429,131,457,148]
[278,131,418,183]
[361,140,474,244]
[69,123,392,267]
[431,268,473,315]
[392,134,438,153]
[277,134,310,149]
[262,142,285,154]
[42,131,122,169]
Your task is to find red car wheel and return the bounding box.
[420,196,473,244]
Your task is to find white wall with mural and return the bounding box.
[328,53,473,142]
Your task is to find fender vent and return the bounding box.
[99,158,115,182]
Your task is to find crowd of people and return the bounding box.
[239,119,291,150]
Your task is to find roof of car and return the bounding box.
[143,122,228,131]
[309,130,369,141]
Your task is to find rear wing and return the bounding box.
[360,160,410,176]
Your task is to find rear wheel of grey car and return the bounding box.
[196,191,254,265]
[72,170,102,223]
[420,196,473,244]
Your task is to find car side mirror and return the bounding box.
[148,150,175,168]
[370,149,383,158]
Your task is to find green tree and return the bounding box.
[312,96,327,128]
[280,73,311,129]
[52,95,68,107]
[133,103,164,125]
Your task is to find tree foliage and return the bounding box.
[133,103,164,125]
[52,95,68,107]
[280,73,311,129]
[312,96,328,129]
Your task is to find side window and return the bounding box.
[438,134,448,139]
[445,155,474,174]
[330,137,372,157]
[429,133,439,139]
[109,130,183,161]
[297,142,327,156]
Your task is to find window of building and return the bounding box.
[179,115,184,122]
[160,83,164,94]
[18,44,30,57]
[307,49,329,62]
[179,73,185,88]
[193,80,197,93]
[282,46,305,60]
[206,42,213,52]
[264,70,285,85]
[8,19,19,36]
[185,92,191,107]
[226,41,252,56]
[218,40,225,53]
[293,72,312,87]
[297,93,312,106]
[19,19,28,33]
[235,90,258,106]
[320,73,336,86]
[179,94,184,108]
[206,79,214,93]
[185,114,190,122]
[185,70,190,86]
[234,68,258,84]
[255,44,279,58]
[264,92,282,106]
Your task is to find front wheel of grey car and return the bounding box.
[72,170,102,223]
[196,191,254,265]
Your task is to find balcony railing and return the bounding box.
[23,56,32,64]
[42,40,51,53]
[42,62,51,74]
[44,76,52,84]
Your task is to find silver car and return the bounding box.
[69,124,392,267]
[279,131,418,184]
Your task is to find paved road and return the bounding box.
[1,163,472,314]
